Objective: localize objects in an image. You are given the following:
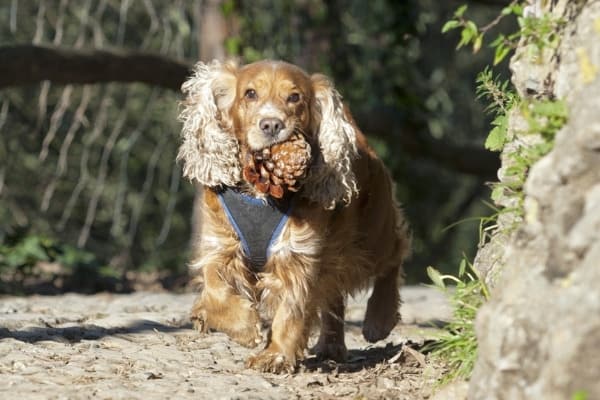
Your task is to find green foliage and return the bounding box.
[473,62,567,219]
[476,67,517,152]
[442,2,520,60]
[491,98,568,216]
[0,231,101,276]
[0,235,55,273]
[443,2,564,65]
[523,99,568,139]
[425,259,490,383]
[572,390,589,400]
[516,11,564,62]
[485,115,509,151]
[476,67,516,116]
[469,12,568,219]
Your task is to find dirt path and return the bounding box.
[0,287,451,399]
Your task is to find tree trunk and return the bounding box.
[189,0,230,258]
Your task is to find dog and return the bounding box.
[177,59,411,373]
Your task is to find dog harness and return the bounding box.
[217,187,292,271]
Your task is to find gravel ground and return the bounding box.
[0,287,451,399]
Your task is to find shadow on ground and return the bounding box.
[1,317,436,376]
[0,320,193,343]
[302,340,433,373]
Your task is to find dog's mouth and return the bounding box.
[242,133,312,199]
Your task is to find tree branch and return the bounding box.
[0,44,190,90]
[0,44,499,179]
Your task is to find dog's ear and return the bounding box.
[177,60,240,187]
[303,74,359,209]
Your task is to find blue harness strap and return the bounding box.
[217,188,292,271]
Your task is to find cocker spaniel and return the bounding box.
[178,60,411,373]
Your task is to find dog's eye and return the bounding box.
[244,89,257,100]
[287,93,301,103]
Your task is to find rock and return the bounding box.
[431,380,468,400]
[469,1,600,399]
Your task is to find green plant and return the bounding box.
[443,2,564,65]
[474,54,568,214]
[490,98,568,210]
[0,235,58,275]
[572,390,589,400]
[425,259,490,383]
[476,67,517,152]
[0,231,103,280]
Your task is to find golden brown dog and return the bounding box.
[178,60,411,373]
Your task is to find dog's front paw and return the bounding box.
[190,307,208,333]
[229,320,263,349]
[362,310,399,343]
[190,298,263,348]
[246,350,296,374]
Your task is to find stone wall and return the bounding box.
[469,0,600,398]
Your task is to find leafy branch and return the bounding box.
[443,2,564,65]
[442,2,521,60]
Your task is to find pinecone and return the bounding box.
[243,133,311,198]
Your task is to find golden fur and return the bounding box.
[178,60,411,373]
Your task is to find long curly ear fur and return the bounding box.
[303,74,359,209]
[177,60,240,187]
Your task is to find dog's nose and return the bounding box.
[259,118,285,136]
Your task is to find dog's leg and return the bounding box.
[312,293,347,362]
[191,263,262,348]
[246,266,316,373]
[246,294,315,373]
[362,266,401,342]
